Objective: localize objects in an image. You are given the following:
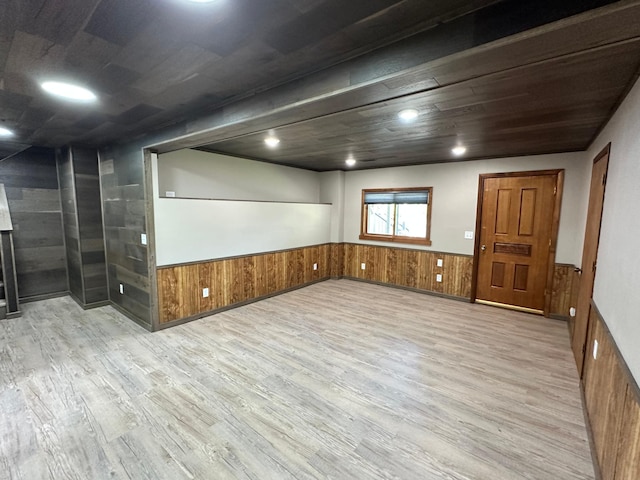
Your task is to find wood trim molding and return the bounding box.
[359,187,433,247]
[593,143,612,165]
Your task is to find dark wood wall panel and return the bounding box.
[57,147,83,302]
[0,147,67,299]
[100,145,151,327]
[58,147,109,307]
[157,244,332,324]
[583,305,640,480]
[72,147,108,305]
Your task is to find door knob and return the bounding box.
[481,244,487,252]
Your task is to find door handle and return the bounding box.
[481,244,487,252]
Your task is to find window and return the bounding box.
[360,187,432,246]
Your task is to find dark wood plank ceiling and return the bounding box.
[0,0,636,168]
[199,38,640,170]
[1,0,505,151]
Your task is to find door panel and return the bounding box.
[476,173,559,313]
[572,146,609,376]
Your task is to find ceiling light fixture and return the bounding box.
[452,145,467,156]
[345,157,356,167]
[0,127,14,137]
[41,81,97,102]
[398,109,419,122]
[264,136,280,148]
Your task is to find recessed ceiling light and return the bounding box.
[345,157,356,167]
[264,136,280,148]
[398,109,419,122]
[0,127,14,137]
[41,81,97,102]
[452,146,467,156]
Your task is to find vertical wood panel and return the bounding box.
[614,386,640,480]
[158,243,574,325]
[583,306,640,480]
[551,264,575,318]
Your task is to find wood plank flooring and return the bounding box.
[0,280,594,479]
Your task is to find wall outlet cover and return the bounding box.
[165,191,176,197]
[203,288,209,298]
[436,274,442,282]
[361,263,366,270]
[436,259,443,267]
[313,263,318,271]
[593,339,599,360]
[141,233,147,245]
[464,231,474,240]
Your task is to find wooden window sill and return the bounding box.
[359,234,432,246]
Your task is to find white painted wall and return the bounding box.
[158,149,321,203]
[342,153,591,265]
[588,76,640,385]
[152,152,331,266]
[319,171,345,243]
[155,198,331,266]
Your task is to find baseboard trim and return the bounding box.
[580,384,604,480]
[19,291,68,303]
[109,302,153,332]
[340,276,470,303]
[156,277,332,331]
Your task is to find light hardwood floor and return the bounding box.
[0,280,594,479]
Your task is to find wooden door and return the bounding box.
[572,145,609,377]
[473,171,562,314]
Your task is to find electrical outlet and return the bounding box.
[119,283,124,294]
[569,307,576,317]
[436,274,442,283]
[361,263,366,270]
[436,258,443,267]
[464,231,474,240]
[165,191,176,197]
[141,233,147,245]
[313,263,318,271]
[593,339,599,360]
[202,288,209,298]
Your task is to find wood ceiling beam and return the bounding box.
[152,0,640,154]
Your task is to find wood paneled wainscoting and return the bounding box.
[157,244,336,325]
[341,243,579,317]
[342,243,474,299]
[157,243,580,325]
[582,304,640,480]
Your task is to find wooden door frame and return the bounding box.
[572,143,611,376]
[470,169,564,317]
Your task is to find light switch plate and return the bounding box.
[464,231,474,240]
[141,233,147,245]
[203,288,209,298]
[436,274,442,282]
[313,263,318,271]
[119,284,124,294]
[361,263,366,270]
[436,258,443,267]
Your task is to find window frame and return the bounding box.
[359,187,433,246]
